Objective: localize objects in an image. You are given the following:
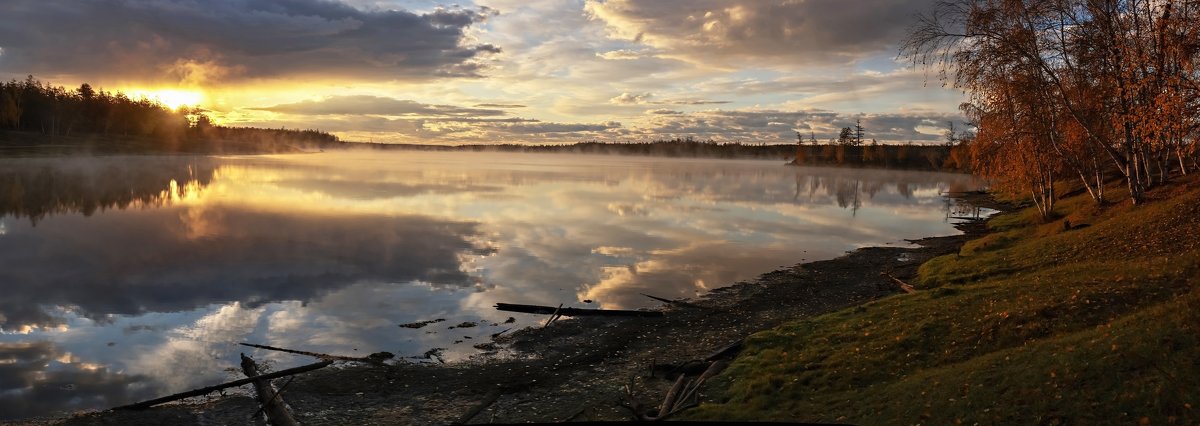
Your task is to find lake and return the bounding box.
[0,150,982,419]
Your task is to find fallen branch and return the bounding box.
[704,341,744,362]
[559,407,587,423]
[241,353,299,426]
[655,360,710,378]
[673,360,729,412]
[543,304,564,327]
[495,303,663,318]
[880,272,917,294]
[112,360,333,410]
[657,374,688,418]
[251,377,295,420]
[240,342,390,364]
[618,377,647,420]
[453,387,503,425]
[639,293,712,310]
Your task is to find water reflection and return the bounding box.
[0,156,218,224]
[0,341,154,421]
[0,207,493,331]
[0,151,982,419]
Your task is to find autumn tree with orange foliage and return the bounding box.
[904,0,1200,208]
[968,72,1064,218]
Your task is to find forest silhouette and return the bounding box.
[0,76,338,153]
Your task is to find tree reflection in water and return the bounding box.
[0,156,219,224]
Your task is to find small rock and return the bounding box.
[367,352,394,361]
[399,318,446,329]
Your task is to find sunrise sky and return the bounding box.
[0,0,967,144]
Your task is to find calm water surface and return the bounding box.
[0,151,982,419]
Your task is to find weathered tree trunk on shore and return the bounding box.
[495,303,664,318]
[240,342,391,364]
[881,272,917,294]
[241,353,300,426]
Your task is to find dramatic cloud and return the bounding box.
[585,0,936,65]
[236,102,956,144]
[229,93,626,142]
[0,0,499,83]
[0,1,968,144]
[254,95,507,117]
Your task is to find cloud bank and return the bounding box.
[584,0,936,65]
[0,0,499,83]
[255,96,507,117]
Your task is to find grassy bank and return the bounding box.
[688,177,1200,424]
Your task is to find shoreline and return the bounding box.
[50,191,1010,425]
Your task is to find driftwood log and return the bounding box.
[880,272,917,294]
[654,340,743,378]
[241,353,300,426]
[704,341,744,362]
[112,360,332,410]
[673,360,728,412]
[623,360,728,421]
[639,293,712,310]
[495,303,664,318]
[657,374,689,418]
[543,303,564,327]
[622,339,741,421]
[240,342,392,364]
[452,387,503,425]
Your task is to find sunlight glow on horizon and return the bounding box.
[125,89,205,110]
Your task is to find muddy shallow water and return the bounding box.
[0,151,983,420]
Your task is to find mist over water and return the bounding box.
[0,151,982,419]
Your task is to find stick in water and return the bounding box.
[112,360,332,411]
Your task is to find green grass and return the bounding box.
[687,177,1200,425]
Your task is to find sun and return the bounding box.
[127,89,204,110]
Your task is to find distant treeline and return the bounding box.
[0,76,338,153]
[362,137,969,172]
[371,138,798,158]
